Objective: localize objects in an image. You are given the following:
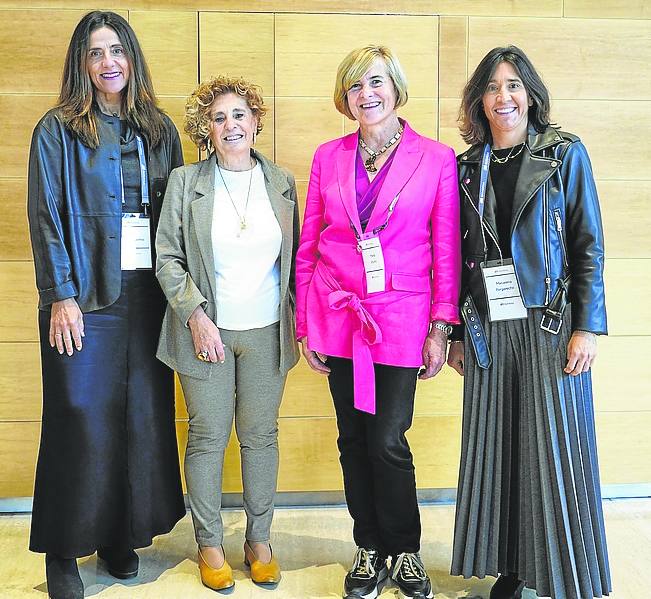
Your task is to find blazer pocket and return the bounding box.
[391,273,430,293]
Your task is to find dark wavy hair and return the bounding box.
[459,45,552,145]
[56,11,166,148]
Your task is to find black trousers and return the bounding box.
[328,357,421,556]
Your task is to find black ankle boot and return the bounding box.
[97,546,139,579]
[490,572,525,599]
[45,554,83,599]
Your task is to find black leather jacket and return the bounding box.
[454,125,607,337]
[28,107,183,311]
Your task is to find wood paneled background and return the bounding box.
[1,1,649,500]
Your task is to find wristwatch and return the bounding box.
[432,320,453,336]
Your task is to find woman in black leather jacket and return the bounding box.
[448,46,611,599]
[27,12,185,599]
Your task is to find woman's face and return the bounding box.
[481,61,531,142]
[208,92,258,158]
[346,57,397,128]
[86,26,130,99]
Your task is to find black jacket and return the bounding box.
[28,107,184,311]
[455,125,607,336]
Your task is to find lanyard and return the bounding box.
[121,135,150,216]
[477,143,491,222]
[351,193,401,242]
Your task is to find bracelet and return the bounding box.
[432,320,453,336]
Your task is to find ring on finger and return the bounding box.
[196,350,209,362]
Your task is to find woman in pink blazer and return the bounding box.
[295,45,461,599]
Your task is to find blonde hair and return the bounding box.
[333,45,408,120]
[184,75,267,151]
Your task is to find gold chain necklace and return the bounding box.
[358,125,404,173]
[490,143,525,164]
[216,159,254,237]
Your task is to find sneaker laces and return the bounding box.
[394,552,427,582]
[351,548,377,578]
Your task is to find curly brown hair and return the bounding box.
[184,75,267,152]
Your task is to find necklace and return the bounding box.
[490,142,525,164]
[216,158,255,237]
[358,125,404,173]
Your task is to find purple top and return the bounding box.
[355,147,397,231]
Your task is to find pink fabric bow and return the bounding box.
[328,290,382,414]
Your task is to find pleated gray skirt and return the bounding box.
[451,308,611,599]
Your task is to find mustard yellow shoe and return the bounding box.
[244,541,281,587]
[198,548,235,593]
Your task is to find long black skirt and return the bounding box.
[451,308,611,599]
[30,271,185,558]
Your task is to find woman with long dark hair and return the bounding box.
[449,45,611,599]
[27,11,185,599]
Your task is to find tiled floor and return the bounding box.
[0,499,648,598]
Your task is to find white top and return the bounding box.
[211,163,282,330]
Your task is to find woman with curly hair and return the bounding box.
[155,75,300,592]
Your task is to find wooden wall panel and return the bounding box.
[0,0,563,16]
[199,12,274,95]
[552,101,651,181]
[0,262,38,343]
[603,259,651,336]
[598,181,651,259]
[275,98,343,180]
[439,16,467,100]
[157,96,200,165]
[1,4,650,501]
[467,17,651,101]
[0,178,30,261]
[564,0,651,19]
[0,343,41,421]
[275,15,439,98]
[130,11,198,96]
[593,336,651,413]
[0,422,39,497]
[0,95,57,178]
[0,10,92,94]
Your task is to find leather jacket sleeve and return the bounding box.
[562,141,607,334]
[27,118,78,307]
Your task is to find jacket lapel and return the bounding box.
[255,150,294,301]
[365,122,424,233]
[336,132,363,236]
[190,154,218,302]
[510,126,564,232]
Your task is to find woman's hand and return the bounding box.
[299,338,330,375]
[49,298,84,356]
[419,328,447,380]
[188,306,225,364]
[564,330,597,376]
[447,341,464,376]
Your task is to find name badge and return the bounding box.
[359,235,385,294]
[121,213,152,270]
[480,259,527,321]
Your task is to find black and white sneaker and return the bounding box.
[390,552,433,599]
[343,547,388,599]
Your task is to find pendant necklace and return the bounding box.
[359,125,404,173]
[217,158,254,237]
[490,142,525,164]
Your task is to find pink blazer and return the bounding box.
[295,121,461,413]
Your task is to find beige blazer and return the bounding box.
[155,150,300,379]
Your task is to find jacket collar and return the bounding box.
[336,119,423,236]
[459,124,564,164]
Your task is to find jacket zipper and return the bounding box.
[553,208,569,270]
[542,179,551,305]
[461,182,503,262]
